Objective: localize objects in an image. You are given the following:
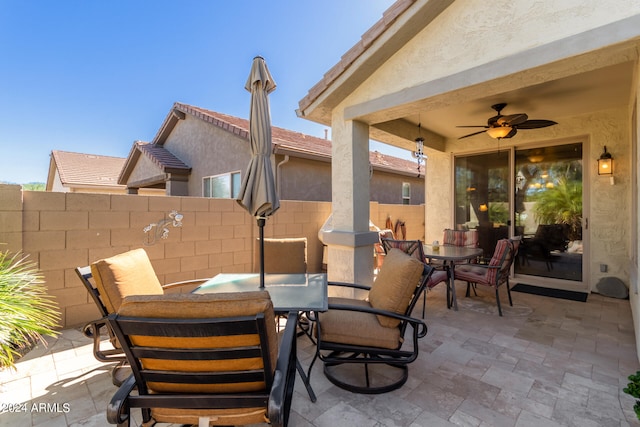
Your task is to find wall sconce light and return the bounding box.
[479,204,488,212]
[597,146,614,185]
[143,210,183,245]
[597,146,613,175]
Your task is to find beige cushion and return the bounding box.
[257,237,307,274]
[319,297,401,349]
[368,248,424,328]
[91,248,163,313]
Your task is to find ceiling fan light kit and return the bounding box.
[486,126,512,139]
[457,103,557,140]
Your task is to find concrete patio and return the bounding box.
[2,282,639,426]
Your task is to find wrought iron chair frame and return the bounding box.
[306,264,433,394]
[107,303,297,427]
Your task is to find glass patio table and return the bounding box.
[423,245,483,311]
[194,273,328,402]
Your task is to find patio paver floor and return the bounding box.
[1,282,639,426]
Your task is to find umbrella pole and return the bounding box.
[257,216,266,288]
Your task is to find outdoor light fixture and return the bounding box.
[597,146,613,175]
[486,126,512,139]
[598,146,614,185]
[411,122,426,175]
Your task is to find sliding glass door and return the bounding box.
[455,142,586,291]
[514,143,583,283]
[454,151,510,259]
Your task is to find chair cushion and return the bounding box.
[443,229,479,247]
[319,297,401,349]
[91,248,163,313]
[258,237,307,274]
[368,248,424,328]
[427,269,449,289]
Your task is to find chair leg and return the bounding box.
[506,282,513,306]
[422,292,426,318]
[495,288,503,316]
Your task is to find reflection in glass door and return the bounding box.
[514,143,583,282]
[454,151,510,259]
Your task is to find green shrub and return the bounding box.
[624,371,640,419]
[0,251,60,369]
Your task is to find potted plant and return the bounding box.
[0,250,59,369]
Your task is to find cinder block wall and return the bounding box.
[0,184,424,328]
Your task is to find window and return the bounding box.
[203,172,241,198]
[402,182,410,205]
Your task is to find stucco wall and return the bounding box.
[276,154,425,205]
[347,0,640,105]
[163,115,251,197]
[0,185,424,328]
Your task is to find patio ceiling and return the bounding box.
[364,56,637,153]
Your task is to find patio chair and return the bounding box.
[454,238,516,316]
[257,237,307,274]
[106,291,296,427]
[380,238,450,315]
[443,228,479,248]
[76,248,208,385]
[307,248,433,394]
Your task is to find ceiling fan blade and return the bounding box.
[456,125,488,128]
[458,130,488,139]
[498,113,528,126]
[517,119,558,129]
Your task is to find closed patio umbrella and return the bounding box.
[237,56,279,288]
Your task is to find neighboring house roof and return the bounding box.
[141,102,421,177]
[47,150,126,191]
[118,140,192,186]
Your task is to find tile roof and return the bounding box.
[50,150,126,188]
[173,102,420,175]
[135,141,191,173]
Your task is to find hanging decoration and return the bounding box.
[411,122,426,176]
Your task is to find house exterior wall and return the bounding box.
[346,0,640,106]
[0,184,423,328]
[275,154,425,205]
[275,155,332,201]
[128,152,163,184]
[370,169,424,205]
[162,115,250,197]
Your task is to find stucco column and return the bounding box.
[323,118,379,290]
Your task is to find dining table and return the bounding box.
[423,244,483,311]
[193,272,328,402]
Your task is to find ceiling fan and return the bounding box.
[457,103,557,140]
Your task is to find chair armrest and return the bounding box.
[161,278,210,290]
[327,281,372,291]
[107,374,136,425]
[82,318,127,363]
[268,312,297,427]
[328,303,427,333]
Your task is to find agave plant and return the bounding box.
[0,250,59,369]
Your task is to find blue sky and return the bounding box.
[0,0,410,184]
